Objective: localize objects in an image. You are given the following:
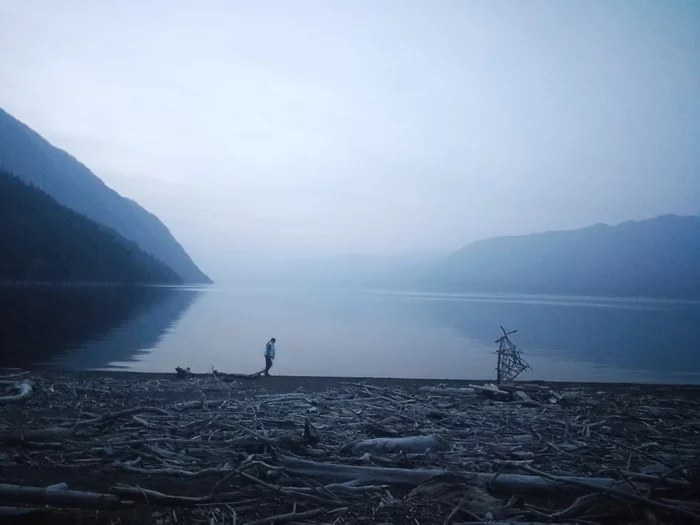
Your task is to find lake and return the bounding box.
[1,285,699,384]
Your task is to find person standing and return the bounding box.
[264,338,276,376]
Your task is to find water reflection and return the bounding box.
[0,285,201,369]
[2,286,698,383]
[411,292,700,380]
[92,288,700,383]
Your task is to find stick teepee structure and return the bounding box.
[494,326,531,384]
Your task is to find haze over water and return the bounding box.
[3,285,699,384]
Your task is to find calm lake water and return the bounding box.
[1,285,699,384]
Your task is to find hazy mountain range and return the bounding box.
[221,215,700,300]
[430,215,700,299]
[1,108,698,297]
[0,169,181,284]
[0,108,210,283]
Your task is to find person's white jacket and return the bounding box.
[265,342,276,359]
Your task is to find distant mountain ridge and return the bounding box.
[0,169,182,284]
[0,109,211,283]
[431,215,700,299]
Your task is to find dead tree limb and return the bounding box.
[111,484,243,507]
[177,399,229,410]
[520,465,700,521]
[0,506,61,517]
[0,427,75,445]
[0,483,128,509]
[76,406,170,426]
[115,461,234,478]
[349,434,448,455]
[244,507,331,525]
[278,457,619,494]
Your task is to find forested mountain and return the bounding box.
[430,215,700,299]
[0,108,211,283]
[0,169,182,284]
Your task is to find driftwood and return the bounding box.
[0,372,698,524]
[349,434,448,455]
[467,383,511,399]
[0,371,29,380]
[494,326,531,383]
[278,456,619,494]
[0,380,33,405]
[213,368,266,381]
[0,483,128,509]
[110,484,243,507]
[520,465,700,521]
[244,507,334,525]
[0,407,170,445]
[177,398,229,410]
[0,426,75,445]
[513,391,541,407]
[418,386,476,395]
[0,506,61,517]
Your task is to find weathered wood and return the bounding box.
[495,327,530,383]
[111,484,242,507]
[1,407,171,444]
[76,406,170,426]
[115,461,234,478]
[0,380,33,405]
[0,506,59,517]
[520,465,700,521]
[0,483,127,509]
[3,372,698,523]
[244,507,330,525]
[0,426,74,445]
[177,399,229,410]
[278,457,619,494]
[514,391,541,407]
[350,434,448,455]
[418,386,476,395]
[468,384,511,399]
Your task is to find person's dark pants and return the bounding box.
[265,356,273,376]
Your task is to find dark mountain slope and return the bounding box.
[431,215,700,299]
[0,108,211,283]
[0,169,182,284]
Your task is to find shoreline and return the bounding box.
[1,370,699,523]
[6,368,700,392]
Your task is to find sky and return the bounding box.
[1,0,699,280]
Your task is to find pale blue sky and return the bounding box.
[1,1,698,279]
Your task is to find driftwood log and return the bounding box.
[0,483,128,509]
[418,386,476,395]
[0,380,33,405]
[0,372,698,524]
[278,456,620,493]
[348,434,448,455]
